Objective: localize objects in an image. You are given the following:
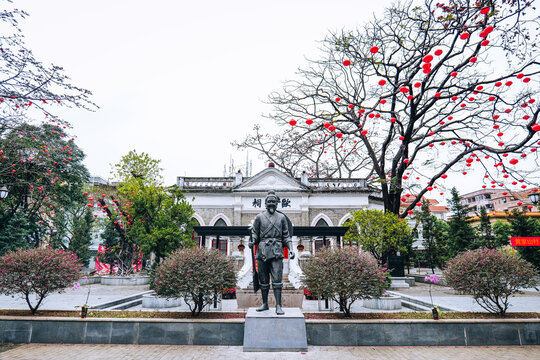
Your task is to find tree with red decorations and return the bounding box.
[93,151,195,275]
[0,3,95,252]
[236,0,539,217]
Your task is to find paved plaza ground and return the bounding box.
[0,281,538,313]
[1,344,539,360]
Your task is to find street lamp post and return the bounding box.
[528,190,539,210]
[0,186,8,200]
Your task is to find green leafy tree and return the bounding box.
[96,151,194,275]
[447,188,476,257]
[303,248,389,317]
[0,123,89,253]
[474,206,495,249]
[344,209,411,264]
[67,208,94,267]
[492,220,512,248]
[417,202,447,273]
[507,210,540,270]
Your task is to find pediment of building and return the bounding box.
[233,168,308,192]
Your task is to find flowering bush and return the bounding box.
[444,248,538,316]
[302,248,389,317]
[0,248,82,314]
[152,248,236,316]
[221,288,236,299]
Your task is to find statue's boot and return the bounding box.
[256,286,269,311]
[274,287,285,315]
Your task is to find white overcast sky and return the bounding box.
[17,0,499,198]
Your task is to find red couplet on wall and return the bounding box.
[511,237,540,246]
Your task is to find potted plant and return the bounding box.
[425,273,441,320]
[81,304,89,318]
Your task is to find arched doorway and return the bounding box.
[212,218,228,254]
[314,218,329,251]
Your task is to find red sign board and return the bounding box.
[510,237,540,247]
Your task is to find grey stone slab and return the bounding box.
[521,323,540,345]
[30,321,85,344]
[465,323,520,346]
[84,321,112,344]
[356,323,387,346]
[328,323,357,346]
[138,322,190,345]
[220,323,244,346]
[306,323,331,346]
[1,320,32,343]
[243,307,307,352]
[193,323,222,345]
[110,322,138,344]
[380,323,413,346]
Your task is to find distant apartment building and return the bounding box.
[400,197,450,250]
[460,188,535,216]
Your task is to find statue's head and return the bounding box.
[265,190,279,214]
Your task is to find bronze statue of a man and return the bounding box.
[249,191,295,315]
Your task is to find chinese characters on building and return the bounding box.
[251,198,292,208]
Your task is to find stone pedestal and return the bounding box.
[243,307,308,352]
[390,277,410,289]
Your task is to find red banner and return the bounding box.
[511,237,540,247]
[95,245,143,274]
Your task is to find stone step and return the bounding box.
[91,290,154,310]
[109,298,142,310]
[400,300,431,312]
[387,291,457,312]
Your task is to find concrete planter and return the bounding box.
[363,295,402,310]
[77,276,101,285]
[100,276,150,286]
[142,295,184,309]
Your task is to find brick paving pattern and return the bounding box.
[1,344,540,360]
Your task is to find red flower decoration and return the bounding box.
[469,57,477,63]
[306,119,313,125]
[370,46,379,54]
[289,120,297,126]
[378,79,386,86]
[480,7,490,15]
[434,49,443,56]
[460,33,470,40]
[509,158,519,165]
[423,55,433,63]
[343,60,351,66]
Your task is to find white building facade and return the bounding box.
[177,164,384,257]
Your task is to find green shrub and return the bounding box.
[152,248,236,316]
[0,248,82,314]
[302,248,389,317]
[444,248,537,316]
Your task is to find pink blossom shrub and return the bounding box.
[0,248,82,314]
[444,248,537,316]
[302,248,390,317]
[152,248,236,316]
